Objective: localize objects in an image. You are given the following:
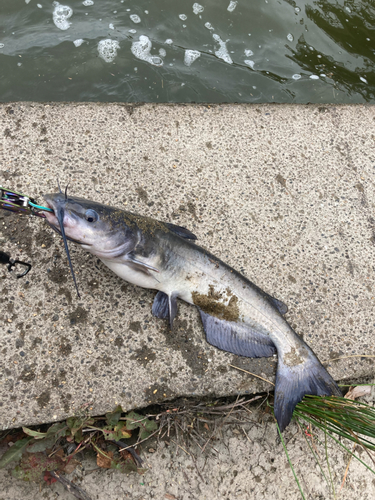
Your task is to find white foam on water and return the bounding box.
[52,3,73,31]
[165,39,173,44]
[130,14,141,23]
[205,22,213,30]
[73,39,84,47]
[0,43,4,49]
[320,74,326,77]
[309,74,319,79]
[131,35,163,67]
[159,48,166,57]
[109,23,114,29]
[129,29,137,34]
[18,62,22,66]
[244,49,253,57]
[244,59,254,69]
[360,76,368,84]
[83,0,94,5]
[25,0,31,4]
[37,3,42,7]
[227,1,237,12]
[179,14,187,20]
[98,39,120,63]
[184,49,201,66]
[212,34,233,64]
[193,3,204,15]
[292,74,301,80]
[287,33,294,42]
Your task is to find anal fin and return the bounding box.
[199,310,276,358]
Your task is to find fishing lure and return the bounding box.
[0,186,53,217]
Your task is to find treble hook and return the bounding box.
[0,250,32,278]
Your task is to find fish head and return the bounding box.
[43,192,136,259]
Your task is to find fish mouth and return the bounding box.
[43,199,91,246]
[46,220,87,245]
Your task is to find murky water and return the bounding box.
[0,0,374,103]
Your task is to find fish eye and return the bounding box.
[85,209,98,223]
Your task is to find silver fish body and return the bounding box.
[44,192,341,430]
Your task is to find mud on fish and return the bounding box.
[43,190,341,431]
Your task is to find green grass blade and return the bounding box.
[296,417,329,487]
[296,413,375,476]
[277,422,306,500]
[324,422,335,499]
[293,395,375,451]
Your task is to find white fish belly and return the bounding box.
[100,259,159,289]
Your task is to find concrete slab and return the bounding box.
[0,103,374,430]
[1,401,375,500]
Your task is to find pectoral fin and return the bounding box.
[199,310,276,358]
[124,253,160,273]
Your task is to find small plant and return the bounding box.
[0,406,157,499]
[278,386,375,499]
[295,394,375,455]
[1,389,374,500]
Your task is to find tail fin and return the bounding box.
[274,349,341,431]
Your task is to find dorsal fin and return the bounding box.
[165,222,197,240]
